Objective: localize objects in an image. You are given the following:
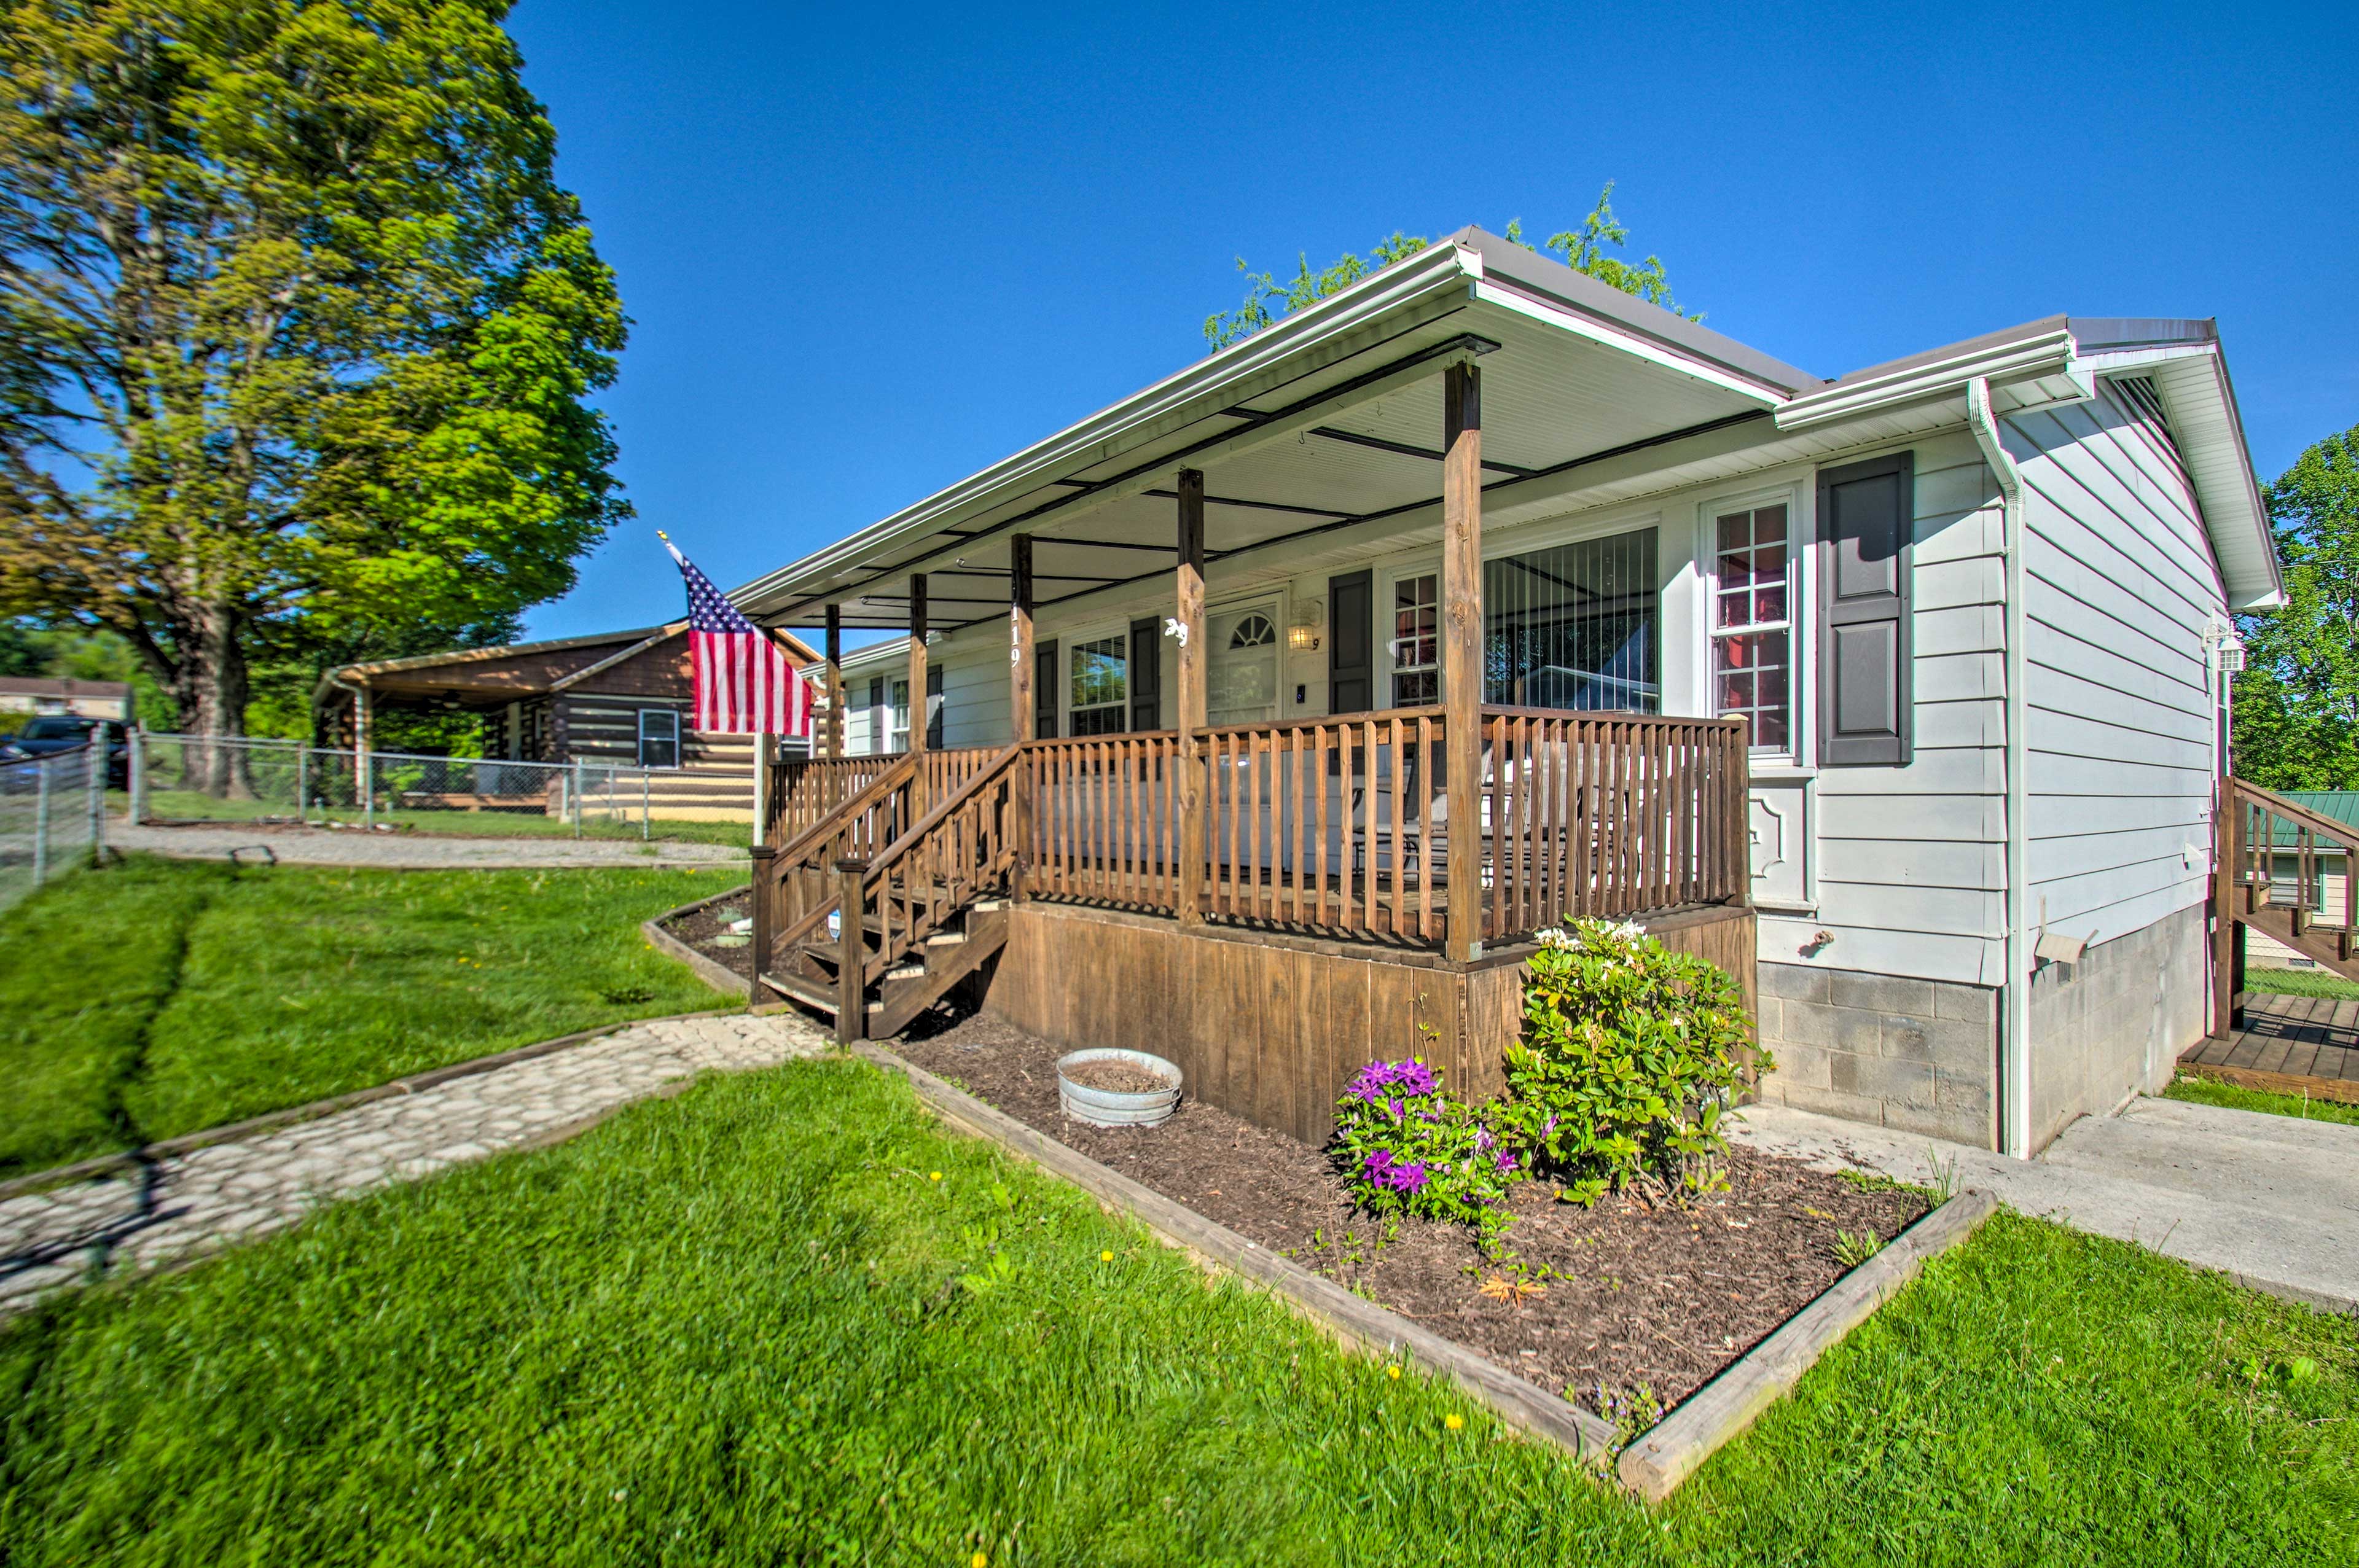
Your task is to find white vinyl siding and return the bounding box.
[1770,429,2009,986]
[2013,384,2223,949]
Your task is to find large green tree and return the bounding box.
[0,0,626,789]
[1203,182,1694,349]
[2233,421,2359,790]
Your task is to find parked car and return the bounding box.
[0,716,131,787]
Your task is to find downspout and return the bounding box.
[1968,378,2034,1158]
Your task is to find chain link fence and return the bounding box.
[0,743,104,914]
[128,733,689,841]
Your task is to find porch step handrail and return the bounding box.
[753,753,920,978]
[848,740,1025,986]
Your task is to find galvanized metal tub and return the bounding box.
[1055,1048,1183,1128]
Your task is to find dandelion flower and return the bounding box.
[1387,1365,1402,1381]
[972,1554,990,1568]
[1100,1249,1114,1262]
[1444,1413,1465,1432]
[929,1171,942,1182]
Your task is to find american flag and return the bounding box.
[661,535,815,736]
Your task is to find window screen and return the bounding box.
[1484,528,1659,711]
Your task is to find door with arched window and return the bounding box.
[1208,600,1281,727]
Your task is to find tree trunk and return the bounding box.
[175,606,255,799]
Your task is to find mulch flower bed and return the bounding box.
[665,900,755,977]
[893,1007,1931,1420]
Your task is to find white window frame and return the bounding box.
[1385,569,1441,707]
[1065,623,1129,736]
[888,677,910,753]
[636,707,681,770]
[1699,482,1805,764]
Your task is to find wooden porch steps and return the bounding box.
[2237,901,2359,983]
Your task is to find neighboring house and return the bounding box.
[0,677,135,726]
[834,636,944,755]
[736,227,2276,1158]
[2252,791,2358,968]
[323,623,818,822]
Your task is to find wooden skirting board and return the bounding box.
[985,900,1756,1146]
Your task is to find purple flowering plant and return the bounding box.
[1331,1056,1519,1249]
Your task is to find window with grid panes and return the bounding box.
[1390,572,1438,705]
[1068,634,1127,735]
[1711,502,1793,752]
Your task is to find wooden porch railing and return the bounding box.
[768,753,899,844]
[1019,706,1748,948]
[2215,779,2359,1036]
[769,746,1004,845]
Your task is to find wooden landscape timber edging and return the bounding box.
[0,1004,756,1203]
[641,883,758,998]
[2174,1057,2359,1107]
[1614,1188,2000,1501]
[851,1039,1619,1464]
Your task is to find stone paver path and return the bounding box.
[0,1012,831,1318]
[110,818,743,870]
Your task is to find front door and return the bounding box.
[1207,599,1282,727]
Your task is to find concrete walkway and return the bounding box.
[110,819,743,870]
[0,1011,831,1319]
[1731,1096,2359,1312]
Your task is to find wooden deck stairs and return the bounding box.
[2213,778,2359,1037]
[749,743,1022,1041]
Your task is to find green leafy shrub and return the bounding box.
[1501,918,1764,1206]
[1330,1059,1520,1249]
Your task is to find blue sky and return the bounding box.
[507,1,2357,644]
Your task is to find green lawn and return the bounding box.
[2164,1073,2359,1128]
[2245,965,2359,1001]
[0,856,741,1179]
[116,789,752,848]
[1,1059,2349,1566]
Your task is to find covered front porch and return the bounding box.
[734,231,1794,1128]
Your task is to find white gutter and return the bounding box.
[1968,376,2035,1158]
[1779,327,2076,432]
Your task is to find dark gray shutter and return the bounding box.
[1328,569,1373,714]
[925,666,944,749]
[1817,450,1914,766]
[867,677,886,754]
[1034,639,1058,740]
[1129,616,1161,731]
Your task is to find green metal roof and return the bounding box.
[2267,791,2359,848]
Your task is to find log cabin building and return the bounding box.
[324,622,818,822]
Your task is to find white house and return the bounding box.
[739,228,2277,1157]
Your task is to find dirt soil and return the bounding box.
[1061,1059,1173,1094]
[895,1007,1932,1418]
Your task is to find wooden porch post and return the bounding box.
[1010,534,1036,902]
[907,574,929,813]
[1175,469,1207,926]
[1442,362,1484,964]
[823,604,844,763]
